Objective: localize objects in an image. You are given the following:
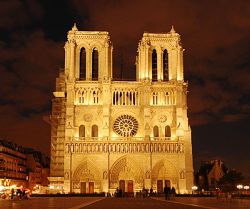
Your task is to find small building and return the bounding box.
[0,139,50,191]
[196,160,227,191]
[25,148,50,190]
[0,139,27,188]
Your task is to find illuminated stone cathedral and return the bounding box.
[49,24,194,194]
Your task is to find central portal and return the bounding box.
[157,180,171,193]
[80,182,94,193]
[119,180,133,192]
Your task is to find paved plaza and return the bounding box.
[0,196,249,209]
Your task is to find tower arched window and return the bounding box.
[163,49,169,81]
[92,125,98,138]
[92,48,99,81]
[153,126,159,138]
[152,49,157,81]
[79,125,85,139]
[165,125,171,138]
[79,47,86,80]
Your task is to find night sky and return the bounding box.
[0,0,249,178]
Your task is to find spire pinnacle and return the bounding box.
[72,23,78,31]
[170,25,176,34]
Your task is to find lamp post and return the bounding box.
[243,185,249,195]
[237,184,243,198]
[243,185,249,190]
[191,186,198,195]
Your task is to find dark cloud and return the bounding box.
[71,0,250,125]
[0,0,249,175]
[0,1,64,154]
[0,0,43,29]
[0,30,63,109]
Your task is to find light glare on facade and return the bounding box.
[49,25,194,194]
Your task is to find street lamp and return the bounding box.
[237,184,243,190]
[243,185,249,195]
[243,185,249,190]
[237,184,243,197]
[191,186,198,195]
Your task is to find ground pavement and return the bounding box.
[0,197,103,209]
[0,196,249,209]
[152,197,250,209]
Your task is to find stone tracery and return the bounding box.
[113,115,139,137]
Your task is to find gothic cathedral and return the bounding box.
[49,24,194,194]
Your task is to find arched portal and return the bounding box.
[110,156,143,192]
[152,160,178,193]
[72,160,101,193]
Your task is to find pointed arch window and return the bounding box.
[93,90,98,104]
[153,126,159,138]
[152,49,157,81]
[92,48,99,81]
[92,125,98,138]
[165,92,170,105]
[165,125,171,137]
[80,47,86,80]
[163,49,169,81]
[78,91,83,104]
[79,125,85,139]
[152,92,158,105]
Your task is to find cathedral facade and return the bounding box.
[49,25,194,194]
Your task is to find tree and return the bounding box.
[218,169,244,192]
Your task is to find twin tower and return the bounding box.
[49,24,194,194]
[64,24,184,82]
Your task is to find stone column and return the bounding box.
[177,47,184,81]
[86,49,91,80]
[69,41,75,81]
[157,48,163,81]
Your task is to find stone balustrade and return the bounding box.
[65,139,184,154]
[74,82,178,106]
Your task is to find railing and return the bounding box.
[72,137,146,141]
[65,140,184,154]
[73,137,106,141]
[73,81,179,107]
[149,137,172,141]
[71,137,173,141]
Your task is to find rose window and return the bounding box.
[113,115,138,137]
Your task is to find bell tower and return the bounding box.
[136,26,184,82]
[64,24,113,82]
